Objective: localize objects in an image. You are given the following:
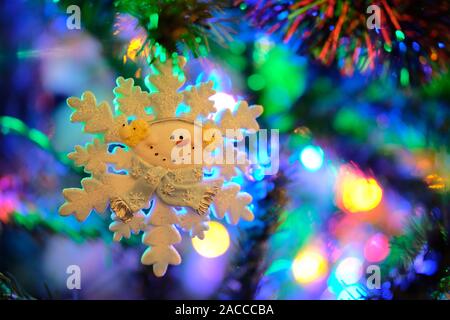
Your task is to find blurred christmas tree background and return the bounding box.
[0,0,448,299]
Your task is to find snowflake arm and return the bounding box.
[145,57,186,118]
[59,178,111,222]
[67,91,123,142]
[204,140,250,181]
[213,183,254,225]
[113,77,154,122]
[219,144,250,180]
[68,138,109,178]
[217,101,263,138]
[141,199,181,277]
[68,140,134,178]
[109,211,147,242]
[182,81,216,120]
[178,208,210,239]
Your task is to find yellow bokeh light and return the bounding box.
[292,248,328,284]
[192,221,230,258]
[126,37,145,62]
[341,173,383,213]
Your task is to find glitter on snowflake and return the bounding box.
[59,56,263,277]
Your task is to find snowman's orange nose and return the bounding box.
[176,139,189,147]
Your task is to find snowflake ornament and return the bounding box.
[59,56,263,277]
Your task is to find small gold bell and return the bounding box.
[110,197,134,223]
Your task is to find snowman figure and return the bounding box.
[59,56,263,276]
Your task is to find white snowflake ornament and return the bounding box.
[59,56,263,277]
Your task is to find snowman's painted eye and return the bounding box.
[179,135,184,140]
[170,135,174,140]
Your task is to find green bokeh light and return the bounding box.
[395,30,405,41]
[400,68,410,86]
[230,41,246,55]
[333,108,369,140]
[247,73,266,91]
[256,45,306,127]
[383,43,392,52]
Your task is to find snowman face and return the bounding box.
[132,119,199,169]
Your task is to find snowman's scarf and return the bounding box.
[121,156,222,216]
